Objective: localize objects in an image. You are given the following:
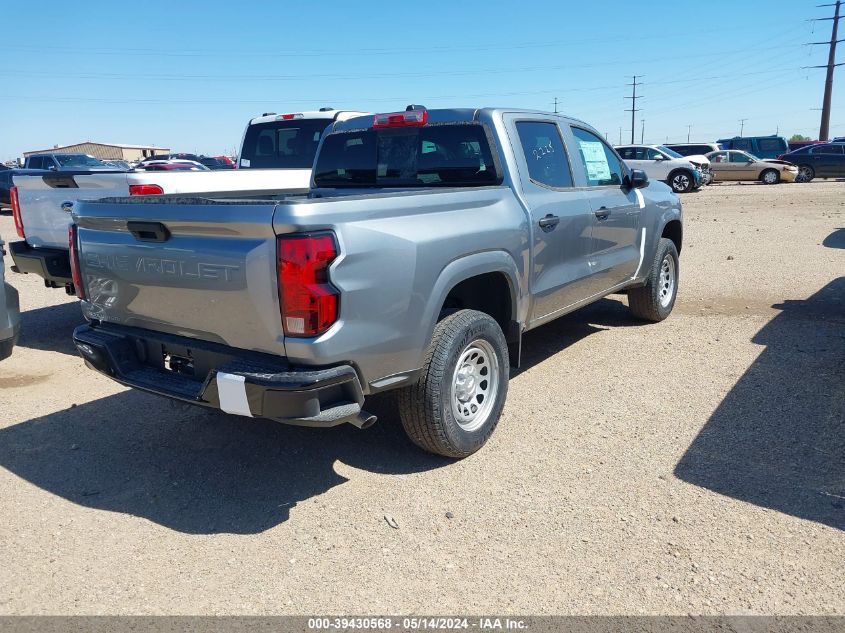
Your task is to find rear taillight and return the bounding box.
[10,186,24,238]
[277,233,339,337]
[129,184,164,196]
[68,224,86,300]
[776,154,786,161]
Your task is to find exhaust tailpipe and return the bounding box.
[348,411,377,429]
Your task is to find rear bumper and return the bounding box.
[9,241,72,286]
[72,323,368,427]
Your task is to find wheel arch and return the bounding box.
[423,251,524,368]
[661,218,683,254]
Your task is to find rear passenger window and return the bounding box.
[733,139,753,152]
[758,138,785,153]
[515,121,572,188]
[571,127,624,186]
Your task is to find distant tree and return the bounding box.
[790,134,811,141]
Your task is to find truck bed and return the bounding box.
[13,168,311,250]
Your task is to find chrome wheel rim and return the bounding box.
[797,166,813,182]
[672,174,689,191]
[450,339,499,432]
[658,255,676,308]
[763,171,777,184]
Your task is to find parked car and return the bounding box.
[137,159,210,172]
[616,144,710,192]
[70,106,683,458]
[23,153,118,172]
[101,159,132,170]
[830,137,845,143]
[214,155,236,168]
[715,135,789,159]
[664,142,720,157]
[198,156,235,170]
[0,235,21,361]
[0,169,48,208]
[706,150,797,184]
[9,109,368,292]
[787,140,822,152]
[778,143,845,182]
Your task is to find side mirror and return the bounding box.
[629,169,649,189]
[654,155,665,161]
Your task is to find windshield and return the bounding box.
[240,119,333,169]
[657,146,683,158]
[314,123,500,188]
[54,154,107,167]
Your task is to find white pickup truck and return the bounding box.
[9,108,366,291]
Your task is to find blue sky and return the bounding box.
[0,0,841,161]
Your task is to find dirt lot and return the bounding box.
[0,181,842,615]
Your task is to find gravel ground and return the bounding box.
[0,181,842,615]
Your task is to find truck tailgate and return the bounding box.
[74,198,286,356]
[14,172,130,248]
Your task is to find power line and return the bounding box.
[625,75,643,144]
[807,0,842,140]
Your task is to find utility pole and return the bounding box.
[640,119,645,144]
[739,118,748,136]
[553,97,559,114]
[619,127,622,145]
[625,75,643,144]
[686,124,692,142]
[808,1,842,140]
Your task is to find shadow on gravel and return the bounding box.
[823,228,845,249]
[516,297,638,375]
[0,296,647,535]
[16,300,84,356]
[0,389,447,534]
[675,277,845,531]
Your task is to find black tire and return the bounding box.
[668,170,694,193]
[628,237,679,322]
[797,164,815,183]
[397,309,509,458]
[760,168,780,185]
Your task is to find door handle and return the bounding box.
[538,214,560,232]
[594,206,610,220]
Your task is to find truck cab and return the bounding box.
[24,154,117,172]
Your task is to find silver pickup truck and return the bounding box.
[70,107,683,458]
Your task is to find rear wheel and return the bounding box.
[668,170,694,193]
[397,309,509,458]
[760,168,780,185]
[628,238,679,322]
[797,164,815,183]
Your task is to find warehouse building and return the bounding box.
[23,141,170,161]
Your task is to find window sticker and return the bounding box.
[579,140,611,181]
[240,158,251,167]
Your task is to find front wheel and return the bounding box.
[760,168,780,185]
[397,309,509,458]
[628,238,679,322]
[796,165,815,183]
[669,170,694,193]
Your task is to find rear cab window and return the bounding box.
[314,122,500,188]
[240,119,334,169]
[758,138,787,153]
[570,127,624,186]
